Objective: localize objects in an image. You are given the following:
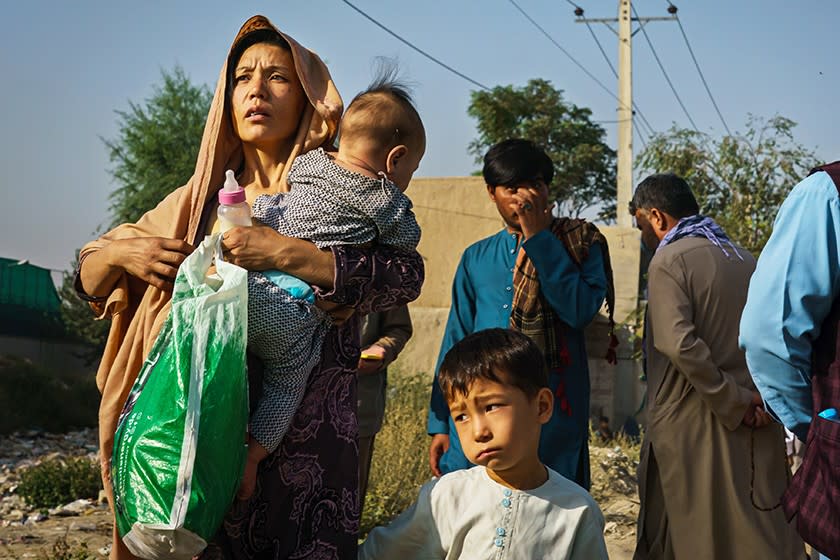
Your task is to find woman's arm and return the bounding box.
[79,237,193,297]
[221,227,424,313]
[76,185,194,305]
[221,225,335,289]
[317,245,424,316]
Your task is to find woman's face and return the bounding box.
[230,43,306,149]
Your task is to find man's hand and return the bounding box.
[511,186,552,240]
[742,391,771,428]
[357,344,386,374]
[429,433,450,477]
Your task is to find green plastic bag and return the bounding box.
[111,233,249,559]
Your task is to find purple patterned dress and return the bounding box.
[203,245,424,560]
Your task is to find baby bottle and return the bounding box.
[217,170,252,232]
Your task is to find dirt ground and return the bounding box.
[1,504,637,560]
[1,508,637,559]
[0,510,113,559]
[0,432,640,559]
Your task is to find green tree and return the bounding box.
[104,66,212,228]
[468,78,617,220]
[61,67,211,355]
[636,115,818,254]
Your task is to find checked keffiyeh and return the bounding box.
[658,214,743,260]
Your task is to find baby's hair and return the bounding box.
[340,59,425,152]
[438,329,548,402]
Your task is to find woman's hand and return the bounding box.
[221,225,285,271]
[222,225,336,288]
[115,237,193,291]
[86,237,193,294]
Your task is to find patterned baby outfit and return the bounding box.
[247,148,421,453]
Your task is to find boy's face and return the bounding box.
[448,374,552,475]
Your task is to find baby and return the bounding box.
[360,328,608,559]
[239,75,425,498]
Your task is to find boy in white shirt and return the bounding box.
[360,328,608,559]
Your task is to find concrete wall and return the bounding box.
[394,177,645,431]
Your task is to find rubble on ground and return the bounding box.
[0,429,112,557]
[590,444,641,543]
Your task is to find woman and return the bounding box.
[76,15,424,560]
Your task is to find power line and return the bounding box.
[674,14,732,135]
[584,21,618,79]
[510,0,657,150]
[579,17,653,146]
[506,0,629,112]
[341,0,491,91]
[343,0,655,150]
[520,0,655,147]
[631,3,700,133]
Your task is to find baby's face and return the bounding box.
[447,377,543,472]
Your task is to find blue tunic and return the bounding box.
[739,170,840,442]
[427,228,607,487]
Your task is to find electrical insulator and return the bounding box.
[667,4,678,15]
[574,6,584,17]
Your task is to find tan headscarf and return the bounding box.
[78,16,342,559]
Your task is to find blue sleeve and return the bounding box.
[739,172,840,441]
[427,254,475,435]
[522,230,608,329]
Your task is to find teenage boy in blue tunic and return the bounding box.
[427,139,612,488]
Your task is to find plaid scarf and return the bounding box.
[510,218,617,371]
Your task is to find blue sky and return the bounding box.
[1,0,837,274]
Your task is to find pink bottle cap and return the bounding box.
[219,170,246,204]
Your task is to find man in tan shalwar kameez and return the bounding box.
[629,174,804,559]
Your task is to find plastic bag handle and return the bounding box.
[178,233,222,292]
[213,233,225,264]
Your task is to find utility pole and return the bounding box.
[617,0,632,227]
[575,2,676,228]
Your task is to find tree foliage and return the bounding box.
[104,66,212,229]
[468,79,617,220]
[61,67,211,354]
[636,115,818,254]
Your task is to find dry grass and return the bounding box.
[361,371,431,535]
